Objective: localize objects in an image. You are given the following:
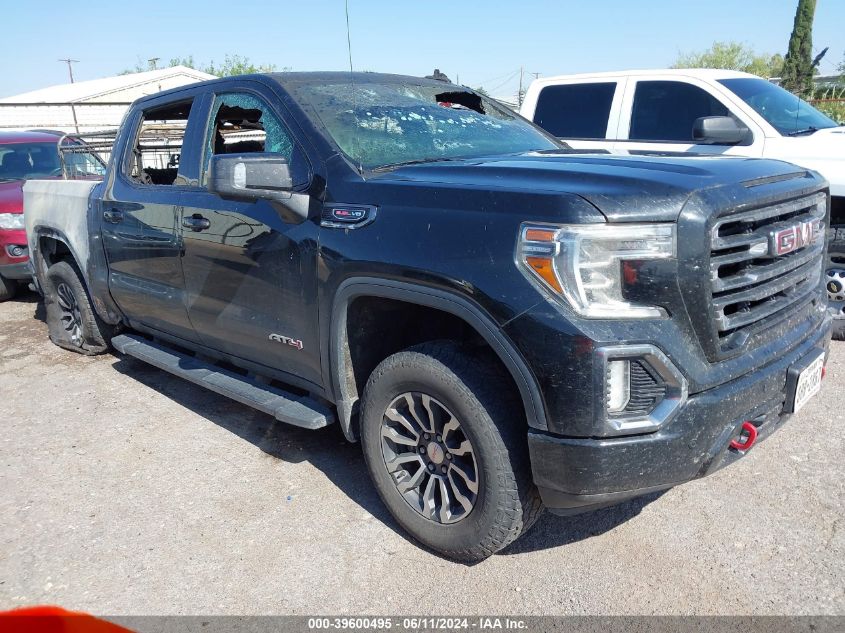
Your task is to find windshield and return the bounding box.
[293,81,561,169]
[0,141,106,181]
[718,77,839,135]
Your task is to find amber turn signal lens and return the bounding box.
[524,228,556,242]
[525,256,562,292]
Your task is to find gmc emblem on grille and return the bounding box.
[768,219,820,257]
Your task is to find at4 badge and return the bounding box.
[269,333,304,350]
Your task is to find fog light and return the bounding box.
[596,344,688,436]
[8,245,26,258]
[607,359,631,414]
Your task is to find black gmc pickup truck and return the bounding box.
[24,72,831,561]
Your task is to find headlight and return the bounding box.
[0,213,25,230]
[517,223,676,318]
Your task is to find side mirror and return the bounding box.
[692,116,751,145]
[208,153,294,202]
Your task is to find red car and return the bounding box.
[0,130,105,300]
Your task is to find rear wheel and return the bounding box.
[44,260,112,354]
[0,274,16,302]
[360,341,542,562]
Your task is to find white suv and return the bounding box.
[521,68,845,337]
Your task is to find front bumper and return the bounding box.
[0,228,29,280]
[528,314,831,514]
[0,260,31,281]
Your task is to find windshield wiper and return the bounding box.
[786,126,819,137]
[372,157,465,172]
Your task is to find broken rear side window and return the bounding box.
[294,82,560,169]
[127,100,193,186]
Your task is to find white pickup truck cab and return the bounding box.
[521,69,843,208]
[521,69,845,337]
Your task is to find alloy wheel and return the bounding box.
[380,392,479,524]
[56,282,83,347]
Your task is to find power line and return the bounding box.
[486,69,521,94]
[477,67,522,86]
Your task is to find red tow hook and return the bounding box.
[730,421,758,452]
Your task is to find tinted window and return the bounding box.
[0,143,60,180]
[630,81,729,142]
[0,141,104,181]
[533,83,616,139]
[719,77,837,135]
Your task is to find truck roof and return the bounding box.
[531,68,759,85]
[131,71,462,107]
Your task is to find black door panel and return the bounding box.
[100,190,200,342]
[179,191,321,386]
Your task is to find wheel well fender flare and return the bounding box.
[31,227,88,287]
[327,277,548,441]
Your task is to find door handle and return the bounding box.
[103,209,123,224]
[182,213,211,232]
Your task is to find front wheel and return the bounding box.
[44,260,112,354]
[0,274,17,302]
[826,229,845,341]
[360,342,542,562]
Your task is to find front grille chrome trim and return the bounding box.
[707,192,826,354]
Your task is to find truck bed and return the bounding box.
[24,179,98,279]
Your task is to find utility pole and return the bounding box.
[58,58,81,134]
[531,72,541,81]
[58,58,78,83]
[518,66,524,107]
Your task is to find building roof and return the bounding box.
[0,66,217,104]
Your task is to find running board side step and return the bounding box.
[111,334,334,430]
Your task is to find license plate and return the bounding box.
[792,353,825,413]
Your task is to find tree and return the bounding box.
[123,54,284,77]
[196,54,279,76]
[780,0,817,96]
[672,41,783,78]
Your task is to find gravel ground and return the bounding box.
[1,290,843,616]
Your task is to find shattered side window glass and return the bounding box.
[201,92,295,183]
[294,82,560,169]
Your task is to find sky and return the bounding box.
[0,0,843,100]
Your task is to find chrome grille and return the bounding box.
[709,193,826,352]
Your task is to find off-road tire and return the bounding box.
[44,260,112,355]
[360,341,543,562]
[0,274,16,302]
[827,227,845,341]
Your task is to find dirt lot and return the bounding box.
[1,290,843,616]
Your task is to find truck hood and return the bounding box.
[767,126,845,157]
[764,127,845,193]
[0,179,23,214]
[371,151,810,222]
[807,125,845,137]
